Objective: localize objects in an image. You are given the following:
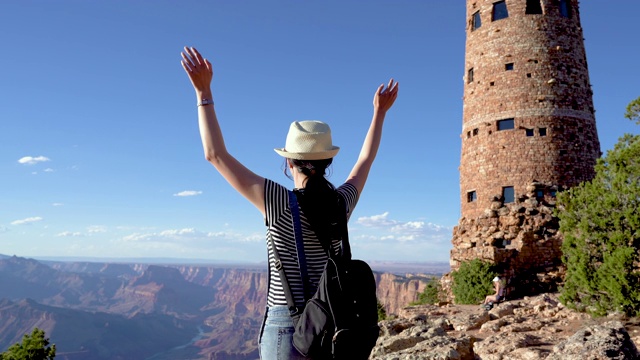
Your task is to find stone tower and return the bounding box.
[449,0,601,294]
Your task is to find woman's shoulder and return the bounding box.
[264,179,290,226]
[337,182,357,196]
[265,178,287,192]
[336,182,358,202]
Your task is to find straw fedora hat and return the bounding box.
[274,120,340,160]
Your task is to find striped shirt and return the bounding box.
[264,179,359,307]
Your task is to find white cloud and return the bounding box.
[87,225,107,233]
[52,203,64,207]
[43,168,55,172]
[159,228,200,237]
[110,226,264,261]
[119,227,262,246]
[355,212,451,244]
[18,156,51,165]
[357,212,395,227]
[56,231,82,237]
[173,190,203,197]
[11,217,43,225]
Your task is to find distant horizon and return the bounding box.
[1,253,451,274]
[1,252,450,265]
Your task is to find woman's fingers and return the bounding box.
[190,47,205,65]
[181,46,210,73]
[390,81,399,94]
[181,52,195,71]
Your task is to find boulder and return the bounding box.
[547,321,639,360]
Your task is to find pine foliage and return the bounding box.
[377,299,387,321]
[451,259,497,304]
[0,328,56,360]
[557,121,640,316]
[624,96,640,124]
[411,279,443,305]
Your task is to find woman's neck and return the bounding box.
[292,169,308,189]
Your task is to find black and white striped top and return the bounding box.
[264,179,359,307]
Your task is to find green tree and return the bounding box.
[557,108,640,316]
[377,299,387,321]
[410,278,443,305]
[0,328,56,360]
[451,259,497,304]
[624,96,640,124]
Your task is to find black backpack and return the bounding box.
[269,191,379,359]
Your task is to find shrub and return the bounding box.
[377,299,387,321]
[0,328,56,360]
[451,259,497,304]
[557,128,640,317]
[411,278,442,305]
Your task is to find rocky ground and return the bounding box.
[371,293,640,360]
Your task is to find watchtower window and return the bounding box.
[526,0,543,14]
[472,11,482,30]
[497,118,515,130]
[505,63,514,71]
[539,127,547,136]
[473,128,479,136]
[492,1,509,21]
[467,191,477,202]
[559,0,572,18]
[525,128,534,137]
[535,189,544,199]
[502,186,515,203]
[467,68,474,83]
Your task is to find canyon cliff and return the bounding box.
[0,255,433,359]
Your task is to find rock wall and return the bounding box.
[460,0,600,218]
[448,182,565,299]
[375,273,432,316]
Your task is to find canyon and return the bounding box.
[0,255,439,360]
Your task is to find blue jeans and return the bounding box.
[259,306,306,360]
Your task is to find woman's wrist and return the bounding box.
[196,89,213,100]
[373,107,388,116]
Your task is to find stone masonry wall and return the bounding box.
[450,0,601,299]
[446,182,566,300]
[460,0,600,219]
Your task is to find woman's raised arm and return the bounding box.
[346,79,399,195]
[181,47,265,215]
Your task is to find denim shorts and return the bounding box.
[259,306,306,360]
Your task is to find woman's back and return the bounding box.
[264,179,358,307]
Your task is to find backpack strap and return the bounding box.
[268,233,301,317]
[267,191,309,318]
[337,196,352,261]
[289,191,310,301]
[320,195,352,261]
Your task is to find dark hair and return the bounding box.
[284,158,342,242]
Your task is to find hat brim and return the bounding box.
[274,146,340,160]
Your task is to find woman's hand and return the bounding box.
[181,46,213,95]
[373,79,399,113]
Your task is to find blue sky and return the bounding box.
[1,1,638,263]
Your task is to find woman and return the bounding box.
[483,276,505,306]
[181,46,398,360]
